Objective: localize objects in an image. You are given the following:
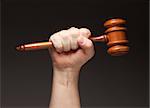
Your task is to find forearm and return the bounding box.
[49,69,81,108]
[48,27,94,108]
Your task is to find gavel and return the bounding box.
[16,18,129,56]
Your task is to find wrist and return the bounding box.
[52,68,80,87]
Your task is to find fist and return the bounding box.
[49,27,95,71]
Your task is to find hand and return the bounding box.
[49,27,95,73]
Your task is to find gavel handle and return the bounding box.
[16,35,107,51]
[90,35,107,42]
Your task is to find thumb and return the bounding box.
[77,36,94,55]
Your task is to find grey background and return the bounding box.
[1,0,149,108]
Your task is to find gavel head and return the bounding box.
[104,18,129,56]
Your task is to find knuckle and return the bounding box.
[50,35,54,40]
[69,27,78,31]
[50,37,55,43]
[60,30,69,39]
[55,44,63,51]
[59,30,67,35]
[80,28,91,37]
[69,27,80,36]
[71,44,78,50]
[63,44,70,51]
[62,34,69,40]
[50,32,59,40]
[51,36,58,44]
[70,39,78,50]
[57,44,63,49]
[69,27,76,29]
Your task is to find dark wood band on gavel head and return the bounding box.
[103,18,129,56]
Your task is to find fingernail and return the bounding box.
[78,38,85,45]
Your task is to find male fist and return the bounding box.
[49,27,95,72]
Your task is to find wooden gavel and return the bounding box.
[16,18,129,56]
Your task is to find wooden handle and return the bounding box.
[16,35,107,51]
[16,41,53,51]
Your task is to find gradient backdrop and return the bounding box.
[1,0,149,108]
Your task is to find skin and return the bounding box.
[48,27,95,108]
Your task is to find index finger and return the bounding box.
[79,28,91,38]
